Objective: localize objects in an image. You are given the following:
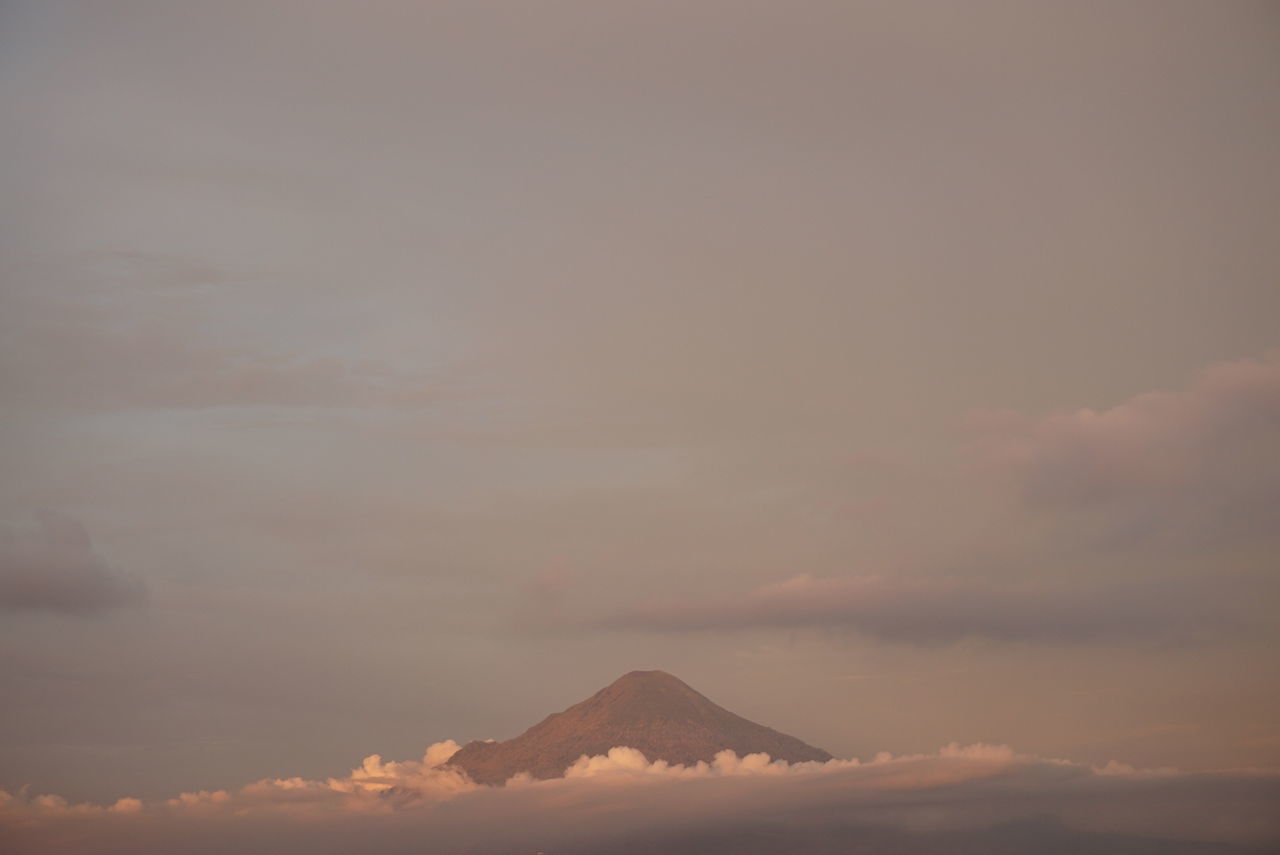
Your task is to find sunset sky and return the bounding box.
[1,2,1278,851]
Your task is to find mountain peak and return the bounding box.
[447,671,831,785]
[616,668,680,683]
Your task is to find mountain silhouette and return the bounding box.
[446,670,832,785]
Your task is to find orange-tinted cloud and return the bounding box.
[2,740,1276,854]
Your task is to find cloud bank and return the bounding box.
[594,573,1242,644]
[0,512,144,616]
[2,740,1276,854]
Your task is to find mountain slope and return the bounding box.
[446,670,832,785]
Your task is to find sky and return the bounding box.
[1,0,1279,850]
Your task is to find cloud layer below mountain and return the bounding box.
[3,741,1277,854]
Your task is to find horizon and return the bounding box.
[2,1,1278,852]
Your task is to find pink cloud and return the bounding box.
[966,351,1280,514]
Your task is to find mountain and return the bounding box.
[446,669,832,785]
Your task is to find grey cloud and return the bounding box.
[594,573,1247,644]
[0,511,144,615]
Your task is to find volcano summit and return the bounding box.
[446,670,832,785]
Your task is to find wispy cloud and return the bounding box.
[0,261,454,413]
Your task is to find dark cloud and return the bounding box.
[591,573,1247,644]
[0,512,144,615]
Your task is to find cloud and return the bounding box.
[590,572,1242,644]
[580,353,1279,645]
[966,352,1280,548]
[0,511,144,616]
[1,741,1276,854]
[0,272,452,413]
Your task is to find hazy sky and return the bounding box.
[1,0,1278,823]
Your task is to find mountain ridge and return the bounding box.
[446,670,832,785]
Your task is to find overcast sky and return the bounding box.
[1,0,1278,817]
